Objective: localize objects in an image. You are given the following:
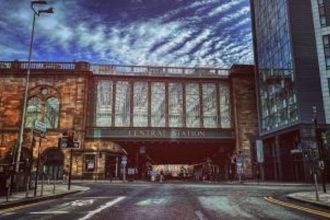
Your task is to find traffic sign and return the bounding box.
[34,120,47,133]
[73,141,80,149]
[58,137,68,149]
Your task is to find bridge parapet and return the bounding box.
[0,61,229,78]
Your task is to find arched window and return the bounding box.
[45,97,59,128]
[25,97,42,128]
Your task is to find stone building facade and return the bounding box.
[0,61,257,180]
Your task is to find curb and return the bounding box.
[265,196,330,218]
[286,195,330,210]
[0,190,82,210]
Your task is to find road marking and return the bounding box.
[0,200,49,216]
[78,196,125,220]
[264,196,330,219]
[30,211,69,215]
[195,210,208,220]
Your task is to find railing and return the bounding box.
[0,61,230,78]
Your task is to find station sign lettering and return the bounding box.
[88,128,234,139]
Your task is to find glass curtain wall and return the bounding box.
[115,81,131,127]
[202,83,218,128]
[94,80,232,129]
[168,83,183,127]
[185,83,200,128]
[151,82,165,127]
[254,0,297,132]
[96,80,113,127]
[133,81,148,127]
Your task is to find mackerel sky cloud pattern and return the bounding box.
[0,0,253,67]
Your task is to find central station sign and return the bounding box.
[87,128,234,139]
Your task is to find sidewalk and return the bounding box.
[0,183,89,209]
[73,179,314,187]
[287,191,330,209]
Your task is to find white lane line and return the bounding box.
[195,210,208,220]
[30,211,69,215]
[78,196,126,220]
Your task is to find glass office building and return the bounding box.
[253,0,297,133]
[251,0,328,182]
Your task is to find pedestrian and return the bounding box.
[62,172,67,184]
[159,170,164,183]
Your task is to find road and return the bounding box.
[0,181,326,220]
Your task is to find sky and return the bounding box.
[0,0,253,68]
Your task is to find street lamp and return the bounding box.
[15,1,54,174]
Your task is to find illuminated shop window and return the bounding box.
[151,82,165,127]
[168,83,183,127]
[96,80,113,127]
[133,81,148,127]
[115,81,131,127]
[202,83,217,128]
[185,83,200,128]
[84,154,96,172]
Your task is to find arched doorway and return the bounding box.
[41,148,64,180]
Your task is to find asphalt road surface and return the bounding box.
[0,181,326,220]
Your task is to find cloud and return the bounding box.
[0,0,253,68]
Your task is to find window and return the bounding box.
[133,82,148,127]
[219,83,231,128]
[202,83,218,128]
[84,154,96,172]
[96,80,113,127]
[45,97,59,128]
[151,82,165,127]
[25,97,42,128]
[115,81,131,127]
[25,95,60,129]
[323,35,330,68]
[168,83,183,127]
[185,83,200,128]
[318,0,327,27]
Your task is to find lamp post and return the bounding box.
[15,1,53,174]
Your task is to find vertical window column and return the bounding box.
[202,83,218,128]
[151,82,165,127]
[185,83,201,128]
[323,35,330,68]
[318,0,327,27]
[168,83,183,127]
[115,81,131,127]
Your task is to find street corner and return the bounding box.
[264,196,330,219]
[285,191,330,210]
[0,184,90,211]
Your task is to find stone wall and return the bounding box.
[230,65,258,178]
[0,68,89,161]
